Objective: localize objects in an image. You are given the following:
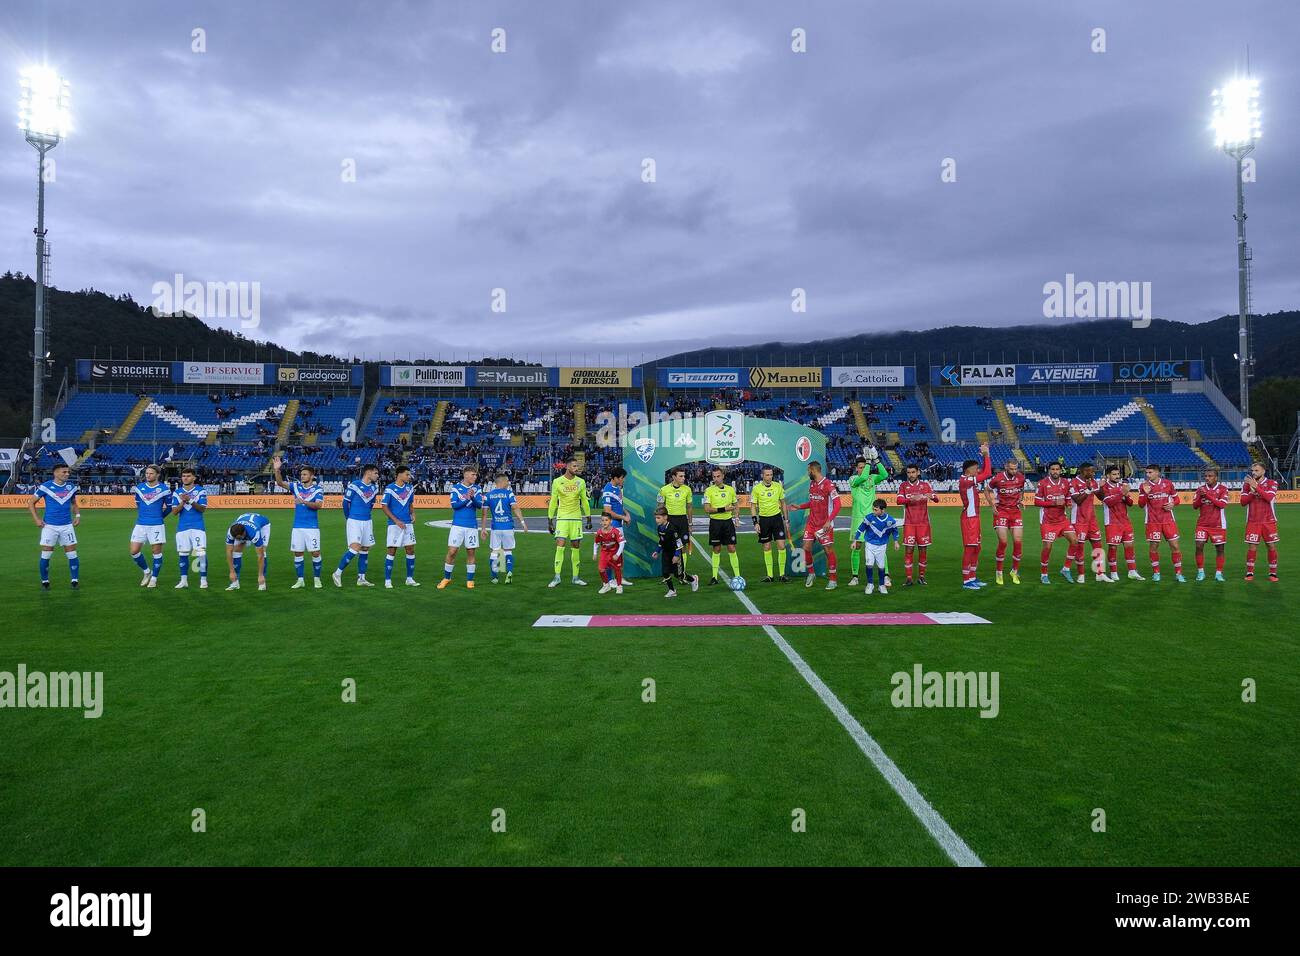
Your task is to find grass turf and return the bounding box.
[1,506,1295,866]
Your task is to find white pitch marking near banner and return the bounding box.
[688,533,985,868]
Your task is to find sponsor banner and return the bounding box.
[385,365,467,388]
[747,366,823,389]
[472,366,555,388]
[931,364,1017,388]
[534,612,991,628]
[1111,360,1203,383]
[558,367,634,388]
[179,362,268,386]
[829,366,911,388]
[276,365,359,387]
[661,367,742,387]
[1016,363,1112,385]
[77,360,172,383]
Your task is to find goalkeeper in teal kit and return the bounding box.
[849,448,890,586]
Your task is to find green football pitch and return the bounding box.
[2,507,1296,866]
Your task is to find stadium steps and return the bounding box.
[74,446,97,466]
[1013,447,1032,469]
[1068,428,1085,444]
[975,430,990,445]
[110,396,154,443]
[886,449,904,471]
[886,431,901,447]
[1133,397,1172,441]
[274,399,300,448]
[423,401,449,445]
[77,429,97,444]
[573,402,587,442]
[992,399,1019,446]
[1192,446,1216,466]
[203,431,220,445]
[849,400,871,438]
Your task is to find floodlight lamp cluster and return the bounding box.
[1211,77,1261,151]
[18,65,72,145]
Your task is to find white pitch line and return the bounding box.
[688,533,984,868]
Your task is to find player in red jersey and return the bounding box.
[1098,465,1142,581]
[957,443,993,589]
[789,460,841,590]
[1239,462,1280,582]
[1138,464,1185,582]
[1191,466,1230,582]
[592,513,626,593]
[1067,461,1105,583]
[1033,462,1080,585]
[987,457,1027,584]
[896,464,939,586]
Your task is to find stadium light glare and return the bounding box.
[1211,78,1260,149]
[18,65,71,144]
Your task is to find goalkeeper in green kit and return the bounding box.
[849,449,891,587]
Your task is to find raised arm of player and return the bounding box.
[271,456,290,491]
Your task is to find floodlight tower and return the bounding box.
[18,66,71,443]
[1211,77,1261,423]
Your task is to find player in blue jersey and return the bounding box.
[28,462,81,589]
[854,499,901,595]
[439,465,484,589]
[170,467,209,589]
[380,465,420,588]
[334,463,380,588]
[481,472,528,584]
[130,464,173,588]
[273,456,325,590]
[225,512,271,591]
[598,467,635,587]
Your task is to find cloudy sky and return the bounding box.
[1,0,1296,362]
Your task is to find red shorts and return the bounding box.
[598,553,623,573]
[803,524,834,547]
[1040,520,1075,543]
[902,522,932,547]
[1074,520,1102,542]
[1146,517,1180,542]
[1244,520,1279,545]
[960,514,981,547]
[1194,527,1227,545]
[993,511,1023,529]
[1105,523,1134,545]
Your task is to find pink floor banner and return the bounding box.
[534,612,990,628]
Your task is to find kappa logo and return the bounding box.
[673,433,697,447]
[794,436,812,462]
[752,432,774,446]
[633,437,657,463]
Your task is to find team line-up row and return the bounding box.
[26,447,1282,594]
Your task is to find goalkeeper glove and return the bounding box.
[548,518,556,536]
